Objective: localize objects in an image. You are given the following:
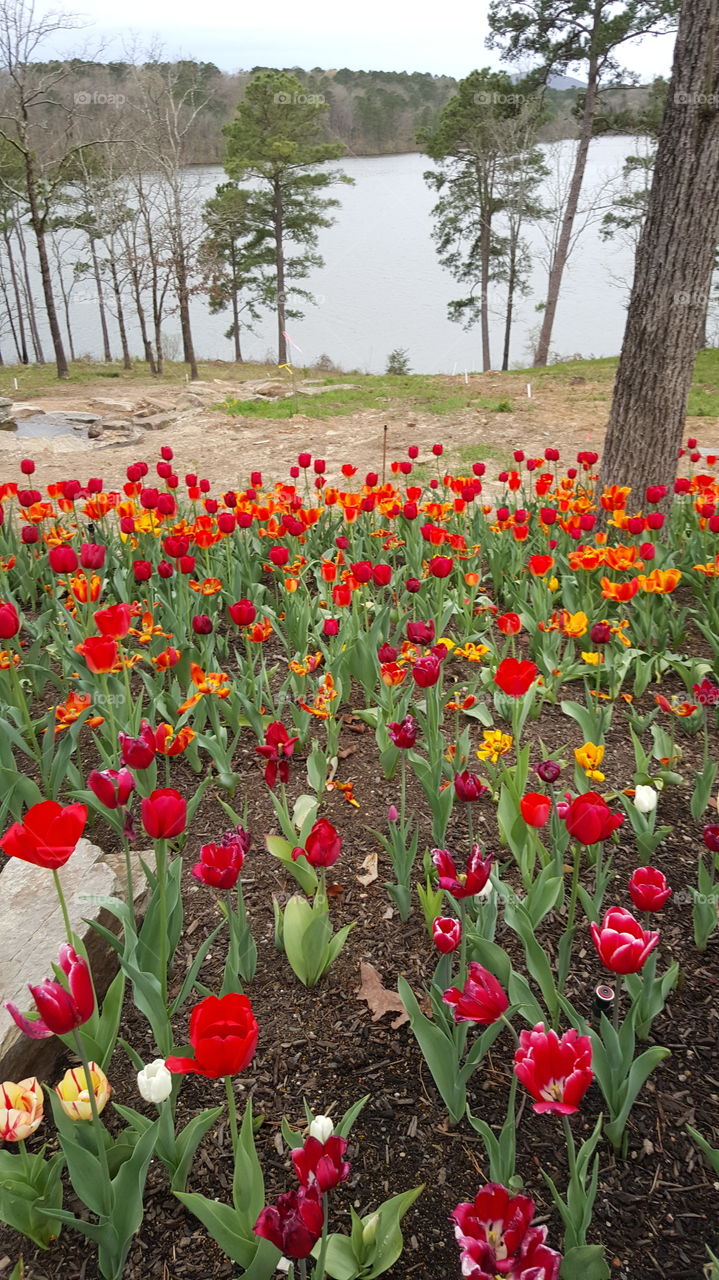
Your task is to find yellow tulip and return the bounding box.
[56,1063,111,1121]
[0,1077,44,1141]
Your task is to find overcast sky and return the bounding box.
[49,0,676,81]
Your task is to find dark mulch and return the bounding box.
[1,675,718,1280]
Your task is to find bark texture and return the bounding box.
[600,0,719,502]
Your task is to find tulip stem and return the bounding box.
[613,988,621,1034]
[561,1113,578,1188]
[156,838,168,1004]
[224,1074,239,1157]
[312,1191,330,1280]
[499,1012,519,1047]
[72,1030,112,1214]
[298,1260,307,1280]
[52,869,74,946]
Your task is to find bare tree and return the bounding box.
[0,0,92,376]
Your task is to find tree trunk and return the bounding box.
[274,178,288,366]
[480,217,492,373]
[502,244,518,372]
[89,236,112,363]
[24,151,68,378]
[231,245,242,362]
[0,264,21,361]
[533,58,599,367]
[127,260,156,374]
[3,232,28,364]
[16,225,45,364]
[56,267,76,363]
[109,257,132,370]
[599,0,719,502]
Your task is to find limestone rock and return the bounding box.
[0,839,151,1081]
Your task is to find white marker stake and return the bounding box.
[464,370,468,384]
[527,383,532,398]
[13,378,18,390]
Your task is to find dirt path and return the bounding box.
[0,369,714,490]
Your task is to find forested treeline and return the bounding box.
[1,59,663,162]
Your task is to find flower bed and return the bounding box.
[0,441,718,1280]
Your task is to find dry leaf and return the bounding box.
[356,961,408,1029]
[356,851,378,886]
[338,745,357,759]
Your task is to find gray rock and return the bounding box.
[0,418,16,432]
[133,413,173,430]
[0,839,152,1082]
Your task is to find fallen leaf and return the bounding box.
[338,745,357,759]
[356,851,378,886]
[326,883,344,897]
[356,961,408,1029]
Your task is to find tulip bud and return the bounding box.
[137,1058,173,1104]
[309,1114,334,1143]
[633,785,657,814]
[362,1212,380,1247]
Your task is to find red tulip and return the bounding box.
[94,603,131,639]
[590,906,659,974]
[628,866,671,912]
[141,788,187,839]
[1,801,87,869]
[293,818,341,868]
[433,916,462,953]
[514,1024,593,1115]
[0,601,20,639]
[388,715,418,749]
[432,845,492,899]
[119,720,157,769]
[564,792,623,844]
[5,944,94,1039]
[192,838,246,889]
[520,792,551,828]
[75,635,119,674]
[496,611,522,635]
[590,621,612,645]
[256,721,299,788]
[292,1134,351,1192]
[535,759,561,784]
[427,554,453,578]
[80,543,106,570]
[454,771,487,803]
[372,563,392,586]
[48,545,78,573]
[87,768,135,810]
[254,1185,323,1260]
[412,653,442,688]
[452,1184,562,1280]
[192,614,213,635]
[494,657,537,697]
[166,992,258,1078]
[20,458,35,475]
[322,617,339,637]
[269,545,289,567]
[132,560,153,582]
[228,599,256,626]
[406,619,435,644]
[350,560,372,583]
[443,963,508,1024]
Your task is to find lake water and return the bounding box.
[28,137,649,375]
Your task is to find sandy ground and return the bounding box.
[0,368,708,492]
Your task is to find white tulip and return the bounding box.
[137,1059,173,1104]
[309,1114,334,1143]
[634,785,658,815]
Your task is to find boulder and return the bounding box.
[0,839,152,1082]
[133,412,173,431]
[9,404,45,420]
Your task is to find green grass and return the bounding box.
[217,374,515,420]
